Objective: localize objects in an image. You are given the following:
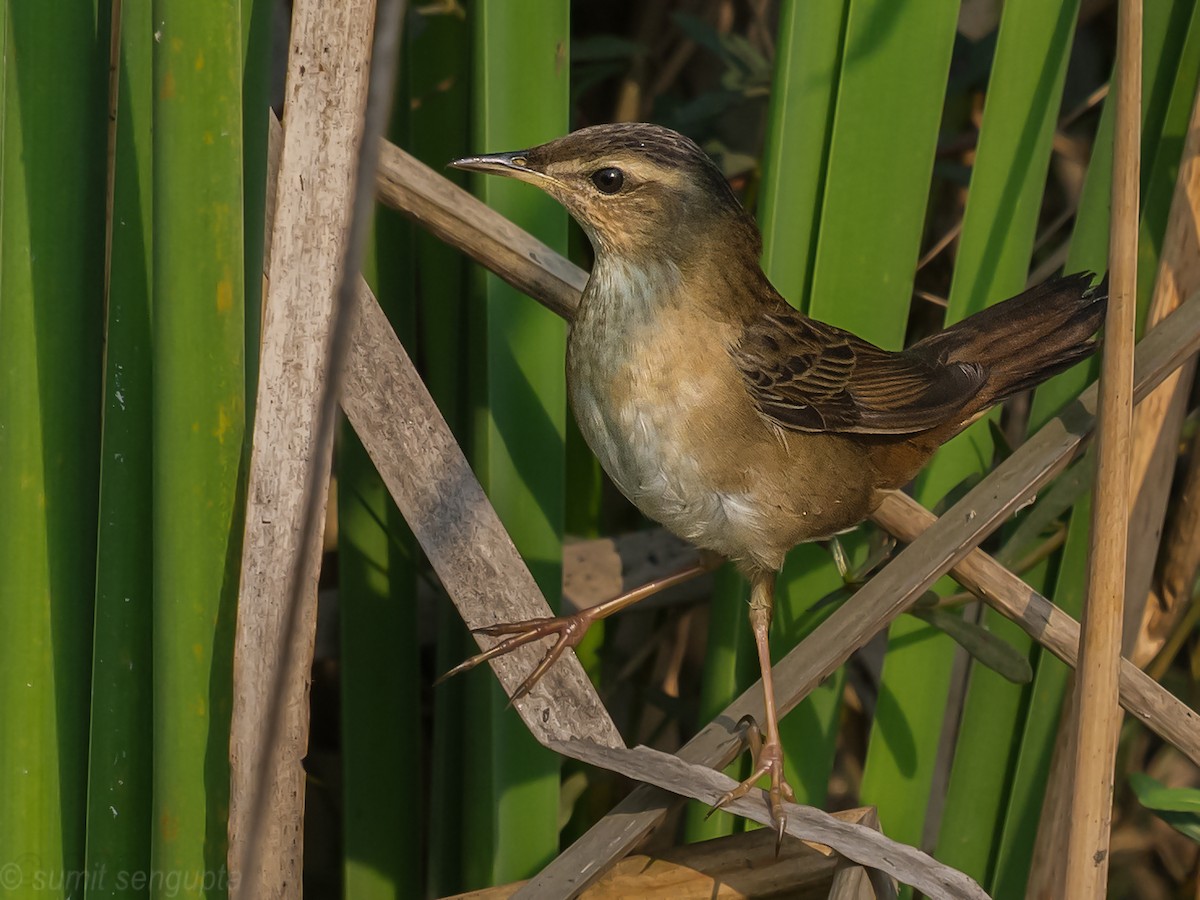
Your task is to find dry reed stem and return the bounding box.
[1138,437,1200,669]
[1123,86,1200,650]
[1127,87,1200,662]
[229,0,403,892]
[1065,0,1141,895]
[228,1,379,893]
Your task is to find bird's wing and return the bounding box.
[734,310,987,434]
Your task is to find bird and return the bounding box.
[446,122,1107,841]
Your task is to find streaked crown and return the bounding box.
[453,123,761,260]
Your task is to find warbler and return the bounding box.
[448,122,1106,839]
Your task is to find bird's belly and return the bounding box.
[570,374,765,557]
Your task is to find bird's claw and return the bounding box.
[707,715,795,854]
[435,611,592,704]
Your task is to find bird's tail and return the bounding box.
[915,271,1108,406]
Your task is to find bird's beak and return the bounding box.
[449,150,550,187]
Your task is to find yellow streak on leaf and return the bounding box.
[216,276,233,313]
[160,810,180,842]
[213,405,232,443]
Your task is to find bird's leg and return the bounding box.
[710,570,795,849]
[438,551,722,703]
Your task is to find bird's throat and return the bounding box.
[582,254,684,335]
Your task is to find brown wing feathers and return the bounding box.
[735,312,985,434]
[735,273,1106,437]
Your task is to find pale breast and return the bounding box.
[568,331,730,542]
[567,265,774,564]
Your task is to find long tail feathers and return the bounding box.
[916,271,1108,407]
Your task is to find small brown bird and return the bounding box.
[448,122,1106,839]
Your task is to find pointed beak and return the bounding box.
[449,150,551,187]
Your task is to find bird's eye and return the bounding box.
[591,167,625,194]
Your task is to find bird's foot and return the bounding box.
[708,715,796,851]
[438,557,721,703]
[826,530,896,586]
[436,609,595,704]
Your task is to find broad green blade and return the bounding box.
[410,9,471,437]
[400,10,475,896]
[757,0,850,812]
[0,2,107,896]
[758,0,848,311]
[807,0,958,346]
[240,0,271,412]
[802,0,959,851]
[150,1,245,892]
[85,0,154,893]
[468,0,570,885]
[338,428,420,900]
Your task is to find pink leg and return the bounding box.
[710,570,796,849]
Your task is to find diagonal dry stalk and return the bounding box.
[341,281,621,747]
[871,491,1198,757]
[367,138,1200,897]
[548,740,984,899]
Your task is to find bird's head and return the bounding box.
[451,123,761,263]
